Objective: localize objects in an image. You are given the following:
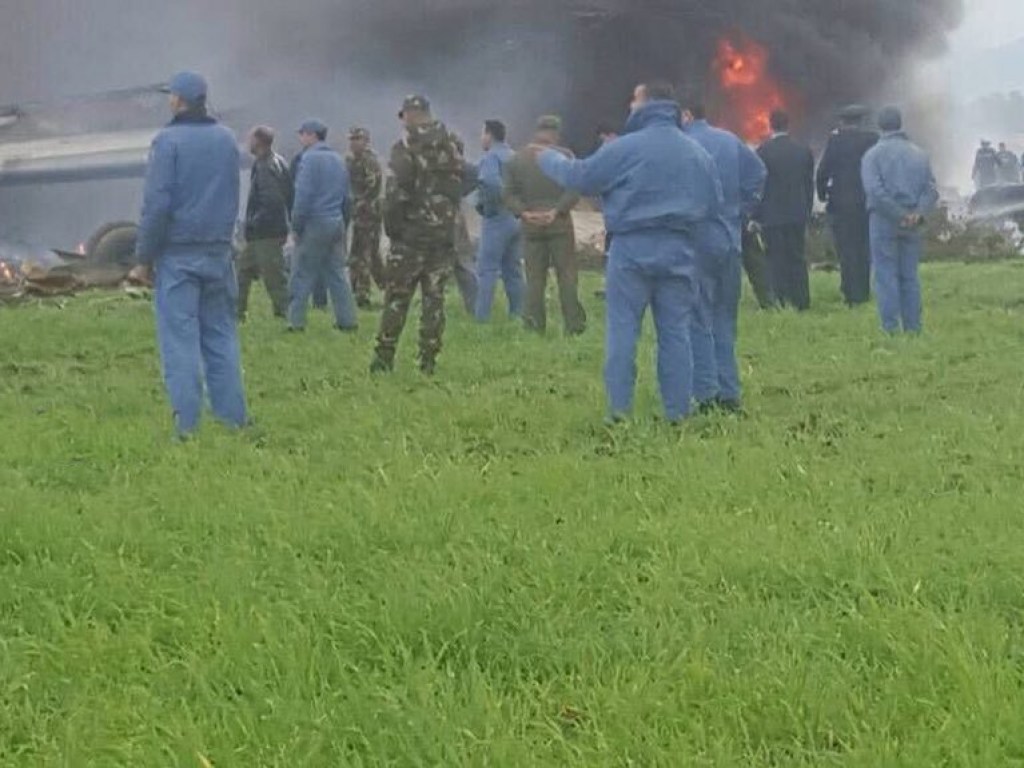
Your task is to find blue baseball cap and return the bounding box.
[298,119,328,137]
[165,71,208,103]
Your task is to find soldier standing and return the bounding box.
[238,125,293,321]
[503,115,586,336]
[346,127,384,309]
[973,141,1000,191]
[996,142,1022,185]
[371,95,465,375]
[816,105,879,306]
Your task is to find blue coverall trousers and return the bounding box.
[869,215,923,333]
[289,217,358,330]
[692,247,743,406]
[474,213,525,321]
[605,231,697,422]
[154,248,248,436]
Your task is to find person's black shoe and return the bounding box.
[419,358,436,376]
[286,326,305,333]
[335,324,359,333]
[369,355,393,374]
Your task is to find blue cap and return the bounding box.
[877,106,902,132]
[166,71,208,103]
[298,119,328,137]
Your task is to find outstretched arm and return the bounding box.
[537,143,623,198]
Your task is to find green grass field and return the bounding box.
[3,263,1024,767]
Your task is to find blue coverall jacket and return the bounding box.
[537,100,727,421]
[135,110,246,436]
[136,113,240,263]
[291,142,351,236]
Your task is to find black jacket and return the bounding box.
[245,152,294,240]
[816,127,878,213]
[756,134,815,227]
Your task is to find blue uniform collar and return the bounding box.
[169,108,216,126]
[624,100,682,134]
[880,131,909,142]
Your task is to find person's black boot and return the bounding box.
[369,354,394,374]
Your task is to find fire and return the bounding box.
[712,35,791,144]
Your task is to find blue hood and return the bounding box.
[624,100,682,134]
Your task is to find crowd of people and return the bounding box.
[972,139,1023,190]
[128,71,940,438]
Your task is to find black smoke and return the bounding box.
[1,0,963,247]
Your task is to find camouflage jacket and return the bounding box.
[346,148,383,226]
[384,120,465,244]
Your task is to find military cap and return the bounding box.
[349,126,371,140]
[399,95,431,117]
[298,119,328,137]
[536,115,563,132]
[837,104,869,121]
[164,71,208,103]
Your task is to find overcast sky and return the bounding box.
[951,0,1024,52]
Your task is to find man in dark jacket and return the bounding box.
[128,71,247,438]
[756,109,816,310]
[816,105,879,306]
[238,125,293,321]
[288,119,358,332]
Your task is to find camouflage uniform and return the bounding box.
[374,98,465,372]
[346,128,384,307]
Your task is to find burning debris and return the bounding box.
[712,35,794,144]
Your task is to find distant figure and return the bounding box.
[372,95,466,375]
[287,119,359,332]
[681,97,766,414]
[238,125,293,321]
[996,142,1022,185]
[129,71,247,438]
[346,127,385,309]
[973,140,1000,191]
[816,104,879,306]
[861,106,939,334]
[504,115,587,335]
[536,81,725,424]
[756,109,816,311]
[473,119,525,321]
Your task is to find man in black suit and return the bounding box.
[816,105,879,306]
[755,110,815,310]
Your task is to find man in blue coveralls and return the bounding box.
[129,71,247,438]
[535,81,726,423]
[681,97,766,414]
[474,119,524,321]
[287,119,359,333]
[861,106,939,334]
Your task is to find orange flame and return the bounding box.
[713,35,790,144]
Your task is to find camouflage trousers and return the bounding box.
[374,238,454,366]
[237,237,288,319]
[349,220,384,306]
